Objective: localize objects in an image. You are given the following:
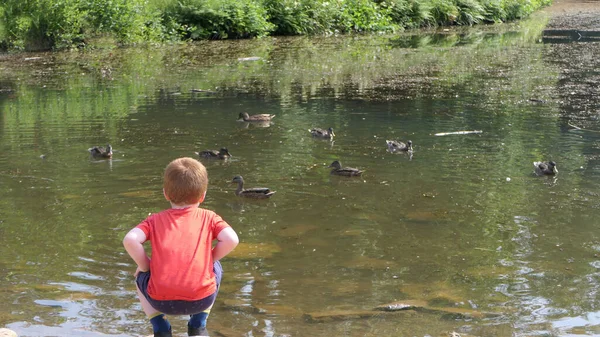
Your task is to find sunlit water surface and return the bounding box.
[1,16,600,337]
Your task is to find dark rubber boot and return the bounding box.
[188,326,209,336]
[154,330,172,337]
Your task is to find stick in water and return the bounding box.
[434,130,483,136]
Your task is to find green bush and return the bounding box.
[377,0,433,28]
[78,0,165,43]
[264,0,338,35]
[0,0,84,50]
[0,0,162,50]
[159,0,275,39]
[334,0,396,33]
[0,0,552,50]
[455,0,485,25]
[265,0,396,35]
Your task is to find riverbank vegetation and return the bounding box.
[0,0,551,51]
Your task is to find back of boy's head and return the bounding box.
[163,157,208,205]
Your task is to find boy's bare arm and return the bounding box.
[213,227,239,261]
[123,228,151,272]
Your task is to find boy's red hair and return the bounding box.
[163,157,208,205]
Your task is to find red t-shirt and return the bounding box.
[136,206,230,301]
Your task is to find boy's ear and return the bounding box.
[163,188,170,201]
[198,191,207,204]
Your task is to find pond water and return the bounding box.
[1,14,600,337]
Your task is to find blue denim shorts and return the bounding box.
[136,261,222,315]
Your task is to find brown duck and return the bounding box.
[534,161,558,175]
[232,176,276,198]
[238,112,276,122]
[309,127,335,140]
[386,140,413,152]
[196,148,232,159]
[88,144,112,159]
[328,160,363,176]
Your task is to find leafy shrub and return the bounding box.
[0,0,162,50]
[160,0,275,39]
[264,0,338,35]
[377,0,433,28]
[0,0,552,49]
[334,0,396,33]
[429,0,459,25]
[455,0,485,25]
[265,0,396,35]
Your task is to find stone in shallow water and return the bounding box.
[227,242,282,259]
[0,328,18,337]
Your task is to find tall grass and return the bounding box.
[0,0,551,51]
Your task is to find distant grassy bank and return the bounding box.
[0,0,551,51]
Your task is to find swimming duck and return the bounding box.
[309,127,335,139]
[238,112,276,122]
[534,161,558,175]
[232,176,276,198]
[328,160,363,176]
[195,148,232,159]
[88,144,112,158]
[386,140,413,152]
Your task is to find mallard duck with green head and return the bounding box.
[534,161,558,175]
[232,175,276,198]
[309,127,335,140]
[328,160,363,176]
[88,144,113,159]
[238,112,276,122]
[195,148,232,159]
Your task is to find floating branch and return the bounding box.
[434,130,483,136]
[568,123,600,133]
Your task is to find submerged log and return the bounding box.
[374,299,428,311]
[375,300,502,319]
[304,309,415,322]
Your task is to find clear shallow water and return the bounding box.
[1,16,600,337]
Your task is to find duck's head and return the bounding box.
[220,148,232,157]
[239,112,249,120]
[549,161,557,167]
[106,144,113,155]
[407,140,413,150]
[328,127,335,137]
[328,160,342,169]
[232,175,244,183]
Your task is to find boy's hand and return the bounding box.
[134,266,149,278]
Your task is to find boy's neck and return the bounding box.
[170,202,200,209]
